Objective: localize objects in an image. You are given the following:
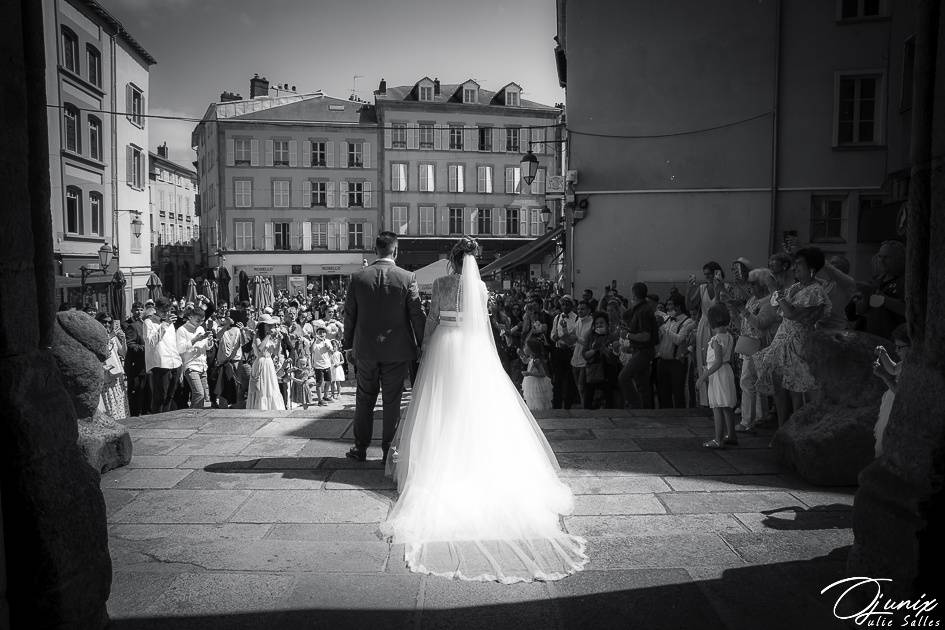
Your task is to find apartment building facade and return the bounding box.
[374,77,562,275]
[194,76,380,297]
[44,0,154,311]
[149,144,200,298]
[555,0,913,296]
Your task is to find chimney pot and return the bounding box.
[250,74,269,98]
[433,78,440,95]
[378,78,387,94]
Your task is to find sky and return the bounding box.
[102,0,565,166]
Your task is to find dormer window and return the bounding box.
[419,85,433,101]
[506,89,520,107]
[463,88,477,103]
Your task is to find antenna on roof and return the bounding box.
[350,75,364,101]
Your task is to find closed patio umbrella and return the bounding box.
[109,270,126,321]
[146,271,163,301]
[185,278,198,304]
[200,278,214,303]
[238,270,249,303]
[218,267,232,305]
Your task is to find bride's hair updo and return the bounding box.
[449,236,481,272]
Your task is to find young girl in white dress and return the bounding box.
[329,339,345,398]
[246,315,286,410]
[696,303,737,449]
[520,337,553,411]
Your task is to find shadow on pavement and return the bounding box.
[107,548,852,630]
[759,505,853,530]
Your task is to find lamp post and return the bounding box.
[520,149,539,186]
[80,243,114,304]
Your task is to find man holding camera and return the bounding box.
[143,297,183,414]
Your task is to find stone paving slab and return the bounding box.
[228,489,390,523]
[660,491,802,514]
[109,523,273,542]
[137,572,297,616]
[102,468,193,490]
[103,488,139,515]
[130,428,199,439]
[733,510,853,533]
[252,456,324,470]
[419,578,557,630]
[124,454,192,469]
[715,449,784,474]
[556,451,678,476]
[166,435,255,457]
[551,439,642,453]
[573,493,666,515]
[536,417,617,429]
[197,418,271,435]
[111,489,254,523]
[325,469,396,490]
[238,437,310,457]
[789,489,856,509]
[564,513,749,538]
[719,530,855,565]
[131,437,186,456]
[296,439,356,457]
[665,474,800,492]
[592,427,697,439]
[178,455,261,470]
[252,418,352,439]
[660,450,740,475]
[265,523,384,542]
[564,476,672,495]
[586,534,746,569]
[175,469,328,491]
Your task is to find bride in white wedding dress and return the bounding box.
[380,237,589,583]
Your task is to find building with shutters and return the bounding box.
[44,0,155,312]
[374,77,563,276]
[193,75,380,298]
[149,144,200,299]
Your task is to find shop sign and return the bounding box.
[321,265,342,272]
[291,265,302,274]
[252,266,274,273]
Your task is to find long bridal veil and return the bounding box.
[380,253,588,583]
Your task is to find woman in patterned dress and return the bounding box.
[97,312,129,419]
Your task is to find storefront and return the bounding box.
[56,255,111,310]
[232,258,367,299]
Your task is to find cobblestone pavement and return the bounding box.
[103,387,855,630]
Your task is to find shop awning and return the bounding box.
[479,227,564,277]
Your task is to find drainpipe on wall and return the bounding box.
[768,0,783,256]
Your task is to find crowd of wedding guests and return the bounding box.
[488,239,909,450]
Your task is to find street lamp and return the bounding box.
[131,215,143,238]
[80,243,114,300]
[520,149,539,186]
[540,205,552,224]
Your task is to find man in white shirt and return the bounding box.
[549,295,580,409]
[177,306,213,409]
[144,297,183,413]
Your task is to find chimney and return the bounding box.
[250,73,269,98]
[433,78,440,95]
[157,142,168,159]
[219,90,242,102]
[377,78,386,94]
[291,85,296,92]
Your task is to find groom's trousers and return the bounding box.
[353,358,410,451]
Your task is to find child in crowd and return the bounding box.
[329,340,345,398]
[521,337,553,411]
[873,323,909,457]
[276,357,293,409]
[310,325,333,405]
[289,356,315,410]
[696,303,738,449]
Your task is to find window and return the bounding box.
[840,0,882,19]
[86,45,101,87]
[391,163,407,191]
[506,90,520,107]
[129,85,144,126]
[810,196,846,242]
[463,88,477,104]
[234,180,252,207]
[347,141,363,167]
[391,124,407,149]
[530,208,543,236]
[419,85,433,101]
[65,187,82,234]
[311,181,327,206]
[419,164,435,192]
[477,208,492,234]
[234,221,253,249]
[129,146,144,188]
[449,125,464,150]
[273,180,290,207]
[89,192,103,236]
[64,105,80,153]
[901,37,915,111]
[348,222,365,249]
[531,167,546,195]
[235,139,251,165]
[449,208,463,235]
[392,206,408,234]
[273,222,290,250]
[477,166,493,193]
[348,181,364,207]
[159,191,166,216]
[507,208,520,235]
[419,206,435,235]
[506,128,520,152]
[311,141,326,166]
[89,117,102,161]
[419,123,435,149]
[837,75,880,145]
[505,166,521,194]
[478,127,492,151]
[273,140,290,166]
[312,222,328,248]
[448,165,465,193]
[62,27,79,73]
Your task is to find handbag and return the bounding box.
[585,361,606,385]
[734,335,761,356]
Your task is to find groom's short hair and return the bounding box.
[376,231,398,256]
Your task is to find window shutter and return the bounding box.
[448,165,457,192]
[493,127,501,153]
[264,221,274,250]
[250,139,260,166]
[532,168,545,195]
[302,140,311,167]
[520,208,529,236]
[126,146,133,185]
[125,85,132,123]
[493,208,503,235]
[522,127,530,152]
[408,207,418,235]
[364,181,374,208]
[364,222,374,247]
[302,221,312,250]
[532,127,544,154]
[226,139,235,166]
[340,181,349,207]
[384,125,392,149]
[289,140,298,167]
[339,222,349,250]
[340,141,348,168]
[407,127,419,150]
[326,141,334,168]
[433,124,443,150]
[438,207,449,235]
[435,162,445,193]
[141,94,146,127]
[465,125,476,151]
[302,180,312,207]
[505,167,513,194]
[265,140,273,166]
[363,142,371,169]
[327,181,335,208]
[469,208,478,235]
[458,165,466,193]
[327,221,338,250]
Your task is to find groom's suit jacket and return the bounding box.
[342,259,426,363]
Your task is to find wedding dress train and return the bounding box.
[380,254,588,583]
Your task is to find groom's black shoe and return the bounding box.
[345,447,366,462]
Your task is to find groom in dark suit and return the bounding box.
[342,232,426,463]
